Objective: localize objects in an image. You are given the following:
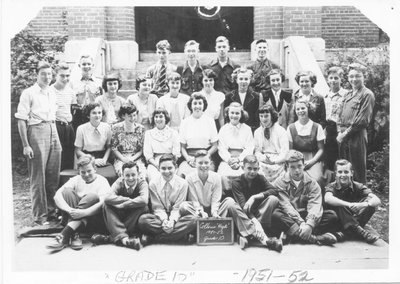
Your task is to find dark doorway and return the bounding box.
[135,7,254,52]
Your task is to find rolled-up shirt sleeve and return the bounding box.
[15,90,31,120]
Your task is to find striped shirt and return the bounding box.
[51,85,76,123]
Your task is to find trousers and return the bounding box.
[27,122,61,222]
[271,208,338,237]
[103,204,149,243]
[55,122,75,170]
[138,214,197,242]
[60,187,106,233]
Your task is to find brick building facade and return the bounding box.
[24,6,382,49]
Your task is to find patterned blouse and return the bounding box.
[111,122,145,156]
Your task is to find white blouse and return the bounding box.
[218,123,254,162]
[179,114,218,149]
[254,123,289,163]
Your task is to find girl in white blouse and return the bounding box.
[143,108,181,182]
[254,104,289,182]
[217,102,254,177]
[178,93,218,178]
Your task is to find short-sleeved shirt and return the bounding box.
[324,88,347,123]
[51,85,76,123]
[15,83,57,125]
[325,180,372,203]
[287,120,325,142]
[143,126,181,161]
[179,115,218,149]
[75,122,111,152]
[199,90,226,120]
[61,174,111,202]
[95,95,126,124]
[156,93,189,130]
[70,76,103,104]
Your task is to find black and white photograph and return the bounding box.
[1,1,399,283]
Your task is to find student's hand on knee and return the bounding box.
[211,211,220,218]
[23,146,34,159]
[70,208,87,219]
[95,158,106,167]
[244,198,255,214]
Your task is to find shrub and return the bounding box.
[325,44,390,153]
[10,28,67,103]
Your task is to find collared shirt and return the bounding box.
[143,126,181,161]
[149,174,188,222]
[287,120,325,142]
[60,174,111,202]
[337,86,375,136]
[127,92,158,129]
[15,83,57,125]
[293,89,326,128]
[325,180,372,203]
[232,173,278,219]
[273,172,323,228]
[218,123,254,162]
[324,88,347,123]
[178,61,203,95]
[179,114,218,149]
[272,89,281,108]
[51,85,76,123]
[74,121,111,152]
[146,62,177,96]
[254,123,289,164]
[247,58,274,92]
[104,176,149,208]
[186,171,222,213]
[70,76,103,104]
[156,93,190,131]
[207,58,240,94]
[95,94,126,124]
[200,90,226,120]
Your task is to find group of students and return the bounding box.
[14,35,381,253]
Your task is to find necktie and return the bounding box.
[264,127,270,140]
[163,182,171,213]
[94,127,101,137]
[158,64,167,92]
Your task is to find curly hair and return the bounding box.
[295,71,317,87]
[83,103,105,118]
[151,107,171,126]
[224,102,248,123]
[187,92,208,113]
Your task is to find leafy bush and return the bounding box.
[325,45,390,153]
[10,28,67,103]
[367,144,389,194]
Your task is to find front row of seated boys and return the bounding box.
[47,149,381,252]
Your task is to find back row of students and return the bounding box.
[15,36,375,237]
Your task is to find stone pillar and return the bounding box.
[105,7,136,41]
[253,6,283,39]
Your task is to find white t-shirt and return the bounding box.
[179,115,218,149]
[61,174,111,201]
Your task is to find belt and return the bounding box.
[41,120,55,124]
[56,120,71,126]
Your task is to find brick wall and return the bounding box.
[253,6,380,47]
[254,6,283,39]
[322,6,380,48]
[105,7,135,41]
[25,7,68,41]
[283,7,322,38]
[67,7,106,39]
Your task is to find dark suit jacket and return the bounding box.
[224,89,260,131]
[260,88,294,129]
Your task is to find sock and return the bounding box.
[61,225,75,243]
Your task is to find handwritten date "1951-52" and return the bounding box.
[240,268,313,283]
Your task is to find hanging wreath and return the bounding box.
[195,6,221,20]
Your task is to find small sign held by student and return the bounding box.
[196,218,234,245]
